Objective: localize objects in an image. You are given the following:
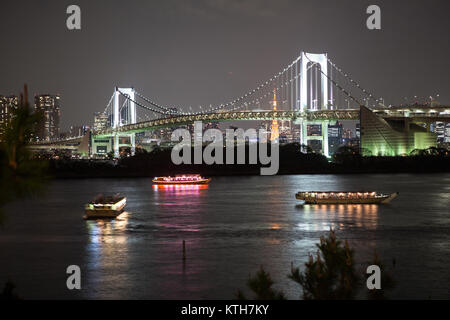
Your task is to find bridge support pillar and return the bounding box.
[130,133,136,156]
[322,120,329,157]
[297,120,330,157]
[301,120,308,146]
[114,134,120,158]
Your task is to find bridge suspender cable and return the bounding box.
[103,93,115,115]
[303,53,363,107]
[327,57,381,105]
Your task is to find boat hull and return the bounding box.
[84,208,125,219]
[152,178,211,185]
[295,192,398,204]
[84,197,126,219]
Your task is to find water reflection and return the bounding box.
[297,204,379,230]
[85,212,130,297]
[150,184,211,297]
[153,184,209,193]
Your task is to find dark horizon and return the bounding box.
[1,0,450,130]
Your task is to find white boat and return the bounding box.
[84,194,127,219]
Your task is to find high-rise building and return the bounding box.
[444,123,450,143]
[328,121,343,155]
[0,95,18,127]
[434,122,445,143]
[93,112,108,132]
[34,94,61,141]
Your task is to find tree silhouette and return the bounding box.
[237,266,285,300]
[0,85,47,217]
[0,85,48,299]
[289,229,359,299]
[238,230,395,300]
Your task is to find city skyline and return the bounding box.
[1,0,450,130]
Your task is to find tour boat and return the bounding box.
[84,194,127,219]
[152,174,211,185]
[295,191,398,204]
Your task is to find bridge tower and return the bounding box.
[296,52,330,157]
[112,87,137,158]
[299,52,329,111]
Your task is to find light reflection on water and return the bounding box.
[0,174,449,299]
[85,213,130,297]
[297,204,379,231]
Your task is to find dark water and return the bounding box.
[0,174,449,300]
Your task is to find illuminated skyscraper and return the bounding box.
[34,94,61,141]
[0,95,18,128]
[270,89,279,142]
[93,111,108,132]
[328,121,343,155]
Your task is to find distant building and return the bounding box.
[70,125,90,137]
[34,94,61,141]
[445,123,450,143]
[342,128,353,139]
[356,123,360,139]
[307,124,322,136]
[93,112,108,132]
[0,95,18,127]
[360,106,436,156]
[328,121,343,155]
[204,121,220,130]
[434,122,445,143]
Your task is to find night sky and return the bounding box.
[1,0,450,130]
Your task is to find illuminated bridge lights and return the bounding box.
[92,110,361,137]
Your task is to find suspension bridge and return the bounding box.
[38,51,450,157]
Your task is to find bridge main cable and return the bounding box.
[134,90,178,115]
[118,90,172,115]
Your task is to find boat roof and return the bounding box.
[91,194,125,204]
[297,191,378,193]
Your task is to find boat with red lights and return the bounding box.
[152,174,211,185]
[84,194,127,219]
[295,191,398,204]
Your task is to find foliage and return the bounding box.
[0,280,20,300]
[238,230,395,300]
[0,85,48,221]
[332,145,361,164]
[289,229,359,299]
[237,266,285,300]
